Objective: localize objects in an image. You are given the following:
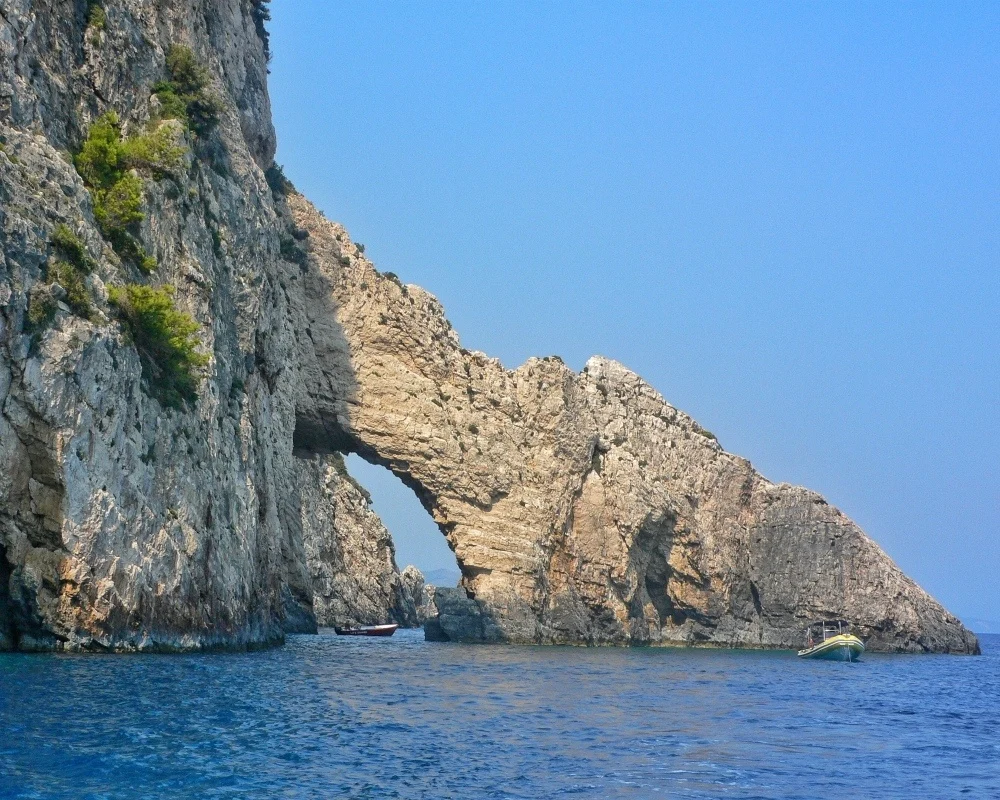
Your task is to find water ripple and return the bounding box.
[1,632,997,798]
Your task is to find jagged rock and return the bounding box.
[287,194,979,655]
[424,588,504,643]
[299,453,417,628]
[0,0,313,651]
[400,565,437,625]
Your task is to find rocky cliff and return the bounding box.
[400,565,438,626]
[297,453,417,629]
[0,1,978,654]
[0,0,324,651]
[287,194,978,654]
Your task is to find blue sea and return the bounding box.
[1,631,997,799]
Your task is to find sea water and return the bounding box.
[1,631,997,798]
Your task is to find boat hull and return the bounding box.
[334,623,399,637]
[797,634,864,662]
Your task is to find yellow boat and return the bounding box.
[797,620,865,662]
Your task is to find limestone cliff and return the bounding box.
[0,0,978,654]
[0,0,339,650]
[287,194,979,654]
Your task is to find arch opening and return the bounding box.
[343,454,461,589]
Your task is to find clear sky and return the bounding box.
[267,2,999,623]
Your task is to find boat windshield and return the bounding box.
[805,621,850,643]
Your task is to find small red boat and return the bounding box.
[333,623,399,637]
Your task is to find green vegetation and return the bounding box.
[109,283,209,407]
[87,1,106,30]
[47,260,93,320]
[51,224,96,274]
[118,124,187,176]
[25,225,98,327]
[696,428,717,441]
[27,287,58,330]
[153,45,224,135]
[251,0,273,62]
[23,224,100,334]
[264,162,295,196]
[74,111,183,271]
[279,233,308,267]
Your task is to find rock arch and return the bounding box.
[287,193,978,653]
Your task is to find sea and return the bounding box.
[1,630,997,799]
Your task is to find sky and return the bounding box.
[267,2,999,624]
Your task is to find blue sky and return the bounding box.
[268,2,998,623]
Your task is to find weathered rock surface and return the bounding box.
[0,0,301,651]
[288,194,979,654]
[0,0,394,651]
[0,0,979,655]
[299,453,417,628]
[400,565,436,626]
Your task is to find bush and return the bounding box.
[279,233,308,267]
[696,428,717,441]
[47,260,93,320]
[265,162,296,197]
[27,287,58,330]
[74,112,182,270]
[118,124,186,176]
[51,224,95,274]
[154,45,224,135]
[251,0,272,62]
[28,227,97,323]
[87,1,105,30]
[150,82,188,121]
[74,112,125,189]
[93,171,145,232]
[165,45,211,94]
[109,283,209,407]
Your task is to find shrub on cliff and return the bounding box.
[46,260,93,320]
[51,224,95,274]
[26,226,98,326]
[251,0,273,63]
[265,162,296,197]
[27,286,58,331]
[109,283,209,408]
[74,112,183,272]
[86,1,105,31]
[154,45,224,135]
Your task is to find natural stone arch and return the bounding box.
[286,193,978,653]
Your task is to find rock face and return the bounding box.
[0,0,978,654]
[400,565,437,626]
[287,194,979,654]
[298,453,417,628]
[0,0,299,651]
[0,0,401,650]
